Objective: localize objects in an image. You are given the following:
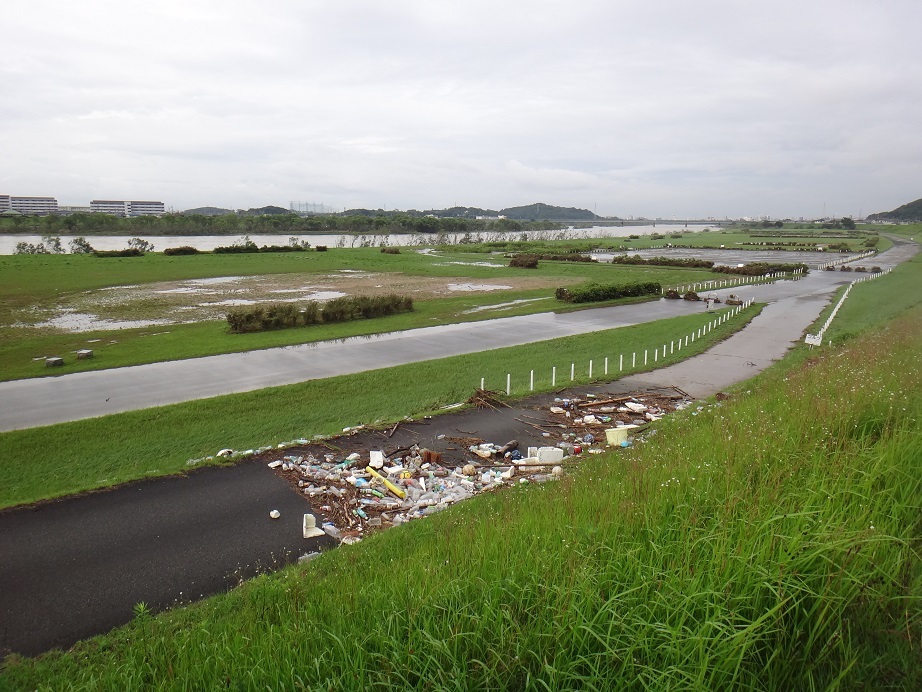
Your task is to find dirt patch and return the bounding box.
[17,271,572,333]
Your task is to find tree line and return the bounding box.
[1,212,563,236]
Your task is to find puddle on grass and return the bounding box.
[35,312,178,331]
[185,276,249,285]
[436,261,505,268]
[14,271,566,334]
[447,283,513,292]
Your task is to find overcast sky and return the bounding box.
[2,1,919,219]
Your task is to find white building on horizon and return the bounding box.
[0,194,59,215]
[90,200,165,216]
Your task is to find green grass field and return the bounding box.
[3,286,918,690]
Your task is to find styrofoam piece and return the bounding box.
[303,514,325,538]
[267,459,283,468]
[369,450,385,468]
[537,447,564,464]
[269,510,281,519]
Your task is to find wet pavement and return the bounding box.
[0,459,336,657]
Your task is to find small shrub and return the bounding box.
[163,246,200,256]
[68,237,95,254]
[258,245,304,253]
[839,265,853,272]
[213,242,258,254]
[871,266,882,273]
[683,291,701,301]
[509,255,539,268]
[612,255,713,269]
[380,247,401,254]
[557,281,661,304]
[128,238,155,253]
[664,290,681,299]
[94,248,144,257]
[227,294,413,333]
[315,245,328,252]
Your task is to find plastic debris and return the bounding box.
[269,510,281,519]
[258,386,690,538]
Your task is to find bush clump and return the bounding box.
[612,255,714,269]
[227,294,413,333]
[380,247,401,254]
[93,248,144,258]
[712,262,807,276]
[556,281,661,304]
[163,246,201,256]
[509,255,539,269]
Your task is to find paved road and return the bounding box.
[0,460,334,657]
[1,235,913,433]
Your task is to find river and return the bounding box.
[0,223,703,254]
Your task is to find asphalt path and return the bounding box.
[0,460,335,657]
[0,236,915,658]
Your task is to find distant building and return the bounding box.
[58,205,92,214]
[127,200,165,216]
[0,194,59,215]
[90,200,165,216]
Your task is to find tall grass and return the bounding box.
[4,305,919,690]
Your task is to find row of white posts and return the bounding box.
[817,250,876,270]
[481,300,756,395]
[662,269,804,295]
[805,268,892,346]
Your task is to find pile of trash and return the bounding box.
[256,388,692,545]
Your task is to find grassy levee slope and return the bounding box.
[0,306,755,510]
[3,293,919,688]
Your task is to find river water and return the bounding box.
[0,223,702,254]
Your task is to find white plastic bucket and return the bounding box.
[605,428,628,446]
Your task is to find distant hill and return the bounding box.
[338,204,596,220]
[244,205,291,216]
[500,203,599,221]
[867,197,922,222]
[182,206,233,216]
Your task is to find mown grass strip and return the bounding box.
[3,299,919,690]
[0,305,756,509]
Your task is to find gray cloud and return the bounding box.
[1,0,919,218]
